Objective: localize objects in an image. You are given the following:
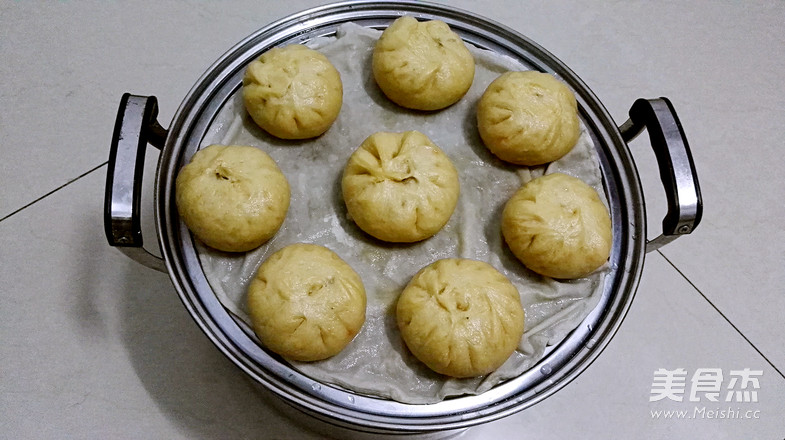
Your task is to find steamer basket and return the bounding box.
[104,1,702,436]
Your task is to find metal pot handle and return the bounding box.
[103,93,168,272]
[619,97,703,252]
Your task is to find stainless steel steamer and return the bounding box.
[104,1,703,436]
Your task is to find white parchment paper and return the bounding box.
[194,23,608,404]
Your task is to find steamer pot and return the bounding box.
[103,1,702,436]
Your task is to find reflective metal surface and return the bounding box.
[103,0,701,434]
[619,98,703,253]
[104,93,167,272]
[156,0,643,432]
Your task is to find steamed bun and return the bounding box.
[477,71,580,165]
[342,131,460,243]
[247,243,367,362]
[396,258,525,378]
[373,16,475,110]
[501,173,611,279]
[175,144,289,252]
[243,44,343,139]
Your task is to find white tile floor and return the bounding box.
[2,1,783,439]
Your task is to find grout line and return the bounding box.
[0,162,108,223]
[658,250,785,381]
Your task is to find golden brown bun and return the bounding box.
[397,258,524,378]
[373,16,475,110]
[175,144,289,252]
[243,44,343,139]
[501,173,611,279]
[477,71,580,165]
[247,243,366,362]
[342,131,460,243]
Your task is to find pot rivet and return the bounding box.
[540,364,552,375]
[678,225,691,234]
